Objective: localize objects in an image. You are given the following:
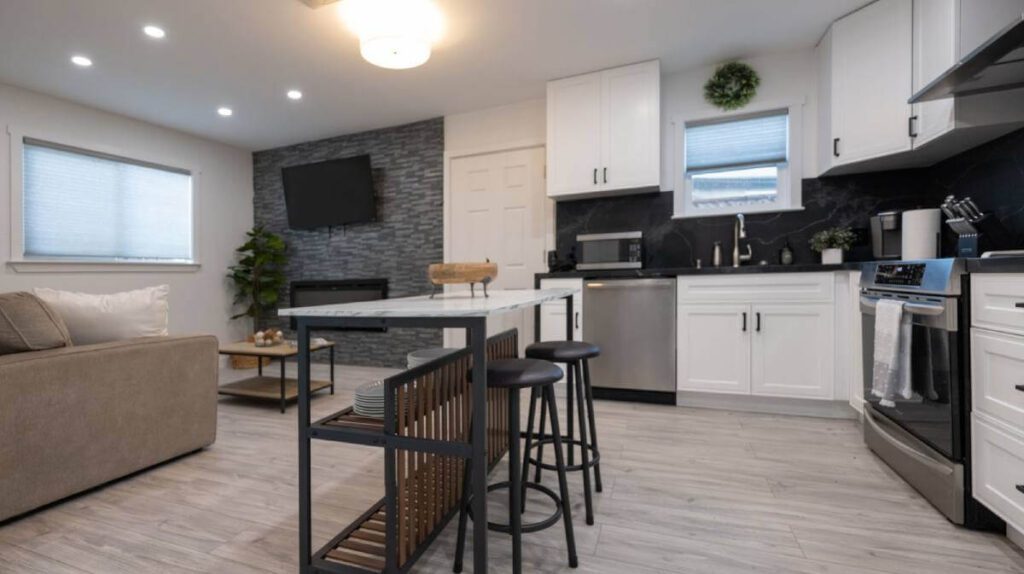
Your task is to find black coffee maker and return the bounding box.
[870,211,902,260]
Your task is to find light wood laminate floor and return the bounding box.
[2,363,1023,573]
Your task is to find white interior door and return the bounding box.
[446,147,549,352]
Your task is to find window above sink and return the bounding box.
[673,102,805,218]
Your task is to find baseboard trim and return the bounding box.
[1008,523,1024,551]
[676,391,858,419]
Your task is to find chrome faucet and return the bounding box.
[733,213,753,267]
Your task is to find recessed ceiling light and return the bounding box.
[217,107,233,117]
[70,55,93,67]
[287,90,303,100]
[143,25,166,39]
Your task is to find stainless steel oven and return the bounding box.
[860,259,1000,529]
[575,232,643,270]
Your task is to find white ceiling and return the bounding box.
[0,0,870,151]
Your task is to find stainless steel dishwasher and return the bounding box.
[583,277,677,404]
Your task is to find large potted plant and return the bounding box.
[809,227,856,264]
[228,226,288,332]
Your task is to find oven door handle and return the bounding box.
[860,296,945,316]
[864,407,955,477]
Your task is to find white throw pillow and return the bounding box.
[33,285,170,345]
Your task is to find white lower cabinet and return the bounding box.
[677,304,751,394]
[538,278,583,342]
[970,272,1024,532]
[677,274,840,401]
[539,278,583,384]
[972,413,1024,533]
[751,304,835,399]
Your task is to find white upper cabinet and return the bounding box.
[828,0,913,168]
[912,0,958,147]
[546,72,603,198]
[547,60,660,199]
[818,0,1024,176]
[600,63,661,192]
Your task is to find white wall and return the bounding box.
[0,82,254,343]
[444,49,819,192]
[444,98,546,154]
[659,49,819,190]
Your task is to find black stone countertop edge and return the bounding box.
[536,262,863,280]
[966,256,1024,274]
[537,257,1024,280]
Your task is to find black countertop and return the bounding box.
[966,256,1024,274]
[537,257,1024,281]
[536,262,863,281]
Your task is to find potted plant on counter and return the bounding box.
[810,227,855,264]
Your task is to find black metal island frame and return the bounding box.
[279,288,577,574]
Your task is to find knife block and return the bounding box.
[947,215,1014,257]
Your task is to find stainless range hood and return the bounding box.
[910,14,1024,103]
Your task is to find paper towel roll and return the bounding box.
[902,208,941,260]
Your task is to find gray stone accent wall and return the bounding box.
[252,118,444,367]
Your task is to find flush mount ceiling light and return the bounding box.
[217,107,233,117]
[70,55,93,67]
[339,0,444,70]
[287,89,303,100]
[143,25,166,39]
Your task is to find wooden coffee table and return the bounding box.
[218,341,335,413]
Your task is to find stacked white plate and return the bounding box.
[353,380,385,418]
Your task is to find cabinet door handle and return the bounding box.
[1017,485,1024,495]
[908,115,919,138]
[742,312,747,332]
[756,312,762,332]
[575,311,580,330]
[593,168,598,185]
[833,138,840,158]
[603,167,607,184]
[1015,302,1024,309]
[1015,385,1024,393]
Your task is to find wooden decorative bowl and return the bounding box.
[427,262,498,298]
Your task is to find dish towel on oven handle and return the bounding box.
[871,299,913,407]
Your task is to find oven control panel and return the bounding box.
[875,263,927,286]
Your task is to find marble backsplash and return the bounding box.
[556,128,1024,268]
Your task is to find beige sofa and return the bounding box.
[0,335,218,522]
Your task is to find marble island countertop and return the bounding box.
[279,288,577,318]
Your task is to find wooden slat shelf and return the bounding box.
[317,499,388,574]
[310,330,519,574]
[321,407,386,432]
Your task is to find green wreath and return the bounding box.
[704,62,760,111]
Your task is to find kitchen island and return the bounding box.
[279,288,576,574]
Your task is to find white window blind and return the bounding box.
[682,110,789,210]
[685,111,788,173]
[22,139,193,262]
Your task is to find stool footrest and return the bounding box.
[464,481,563,534]
[526,437,601,472]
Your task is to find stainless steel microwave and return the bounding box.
[576,232,643,270]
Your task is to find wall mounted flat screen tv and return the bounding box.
[282,154,376,229]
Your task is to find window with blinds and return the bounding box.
[680,110,792,216]
[22,139,194,263]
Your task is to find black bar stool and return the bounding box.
[453,358,578,574]
[523,341,602,525]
